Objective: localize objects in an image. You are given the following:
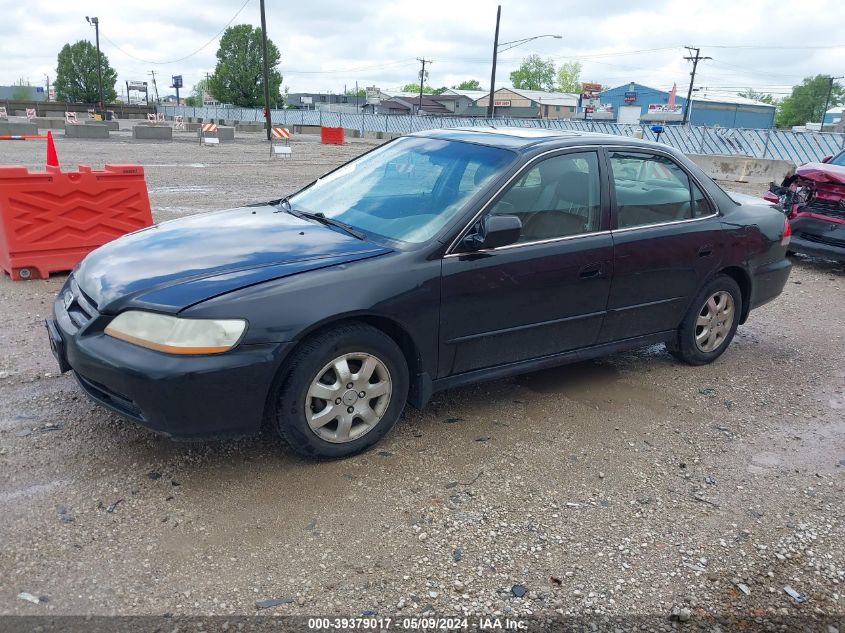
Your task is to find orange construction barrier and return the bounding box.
[320,126,344,145]
[0,164,153,280]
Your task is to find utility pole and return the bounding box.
[148,70,160,104]
[85,16,105,113]
[487,5,501,119]
[417,58,432,115]
[259,0,273,140]
[682,47,710,125]
[44,74,50,101]
[821,75,844,131]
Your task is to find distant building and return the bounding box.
[600,82,776,129]
[0,85,46,101]
[465,87,579,119]
[824,106,843,127]
[287,93,363,109]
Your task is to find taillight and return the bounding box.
[781,218,792,246]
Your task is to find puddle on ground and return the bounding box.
[518,360,621,397]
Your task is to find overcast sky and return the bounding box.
[2,0,843,101]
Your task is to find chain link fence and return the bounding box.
[161,105,845,164]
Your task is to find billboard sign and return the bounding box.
[301,96,313,104]
[127,81,147,91]
[493,100,511,107]
[581,82,602,96]
[171,75,183,89]
[624,91,637,103]
[366,87,381,105]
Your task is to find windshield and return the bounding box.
[831,151,845,167]
[289,137,516,244]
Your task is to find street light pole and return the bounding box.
[259,0,273,140]
[486,9,561,120]
[487,5,501,119]
[821,75,844,131]
[86,17,105,114]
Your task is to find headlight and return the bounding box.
[104,311,247,354]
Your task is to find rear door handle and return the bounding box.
[579,263,603,279]
[698,245,713,257]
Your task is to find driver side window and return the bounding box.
[489,152,601,243]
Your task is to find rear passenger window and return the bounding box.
[609,152,711,228]
[489,152,601,243]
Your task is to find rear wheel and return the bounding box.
[668,275,742,365]
[273,323,408,458]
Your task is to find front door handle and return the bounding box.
[698,244,713,257]
[579,263,603,279]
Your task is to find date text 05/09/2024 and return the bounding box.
[306,617,528,630]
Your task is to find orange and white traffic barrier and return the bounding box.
[156,113,165,123]
[271,126,290,139]
[87,108,96,119]
[147,113,157,123]
[65,112,78,125]
[199,123,219,146]
[25,108,36,121]
[0,106,7,120]
[173,115,184,130]
[271,127,292,158]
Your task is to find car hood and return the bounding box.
[76,205,392,313]
[795,162,845,185]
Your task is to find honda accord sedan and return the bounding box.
[47,128,792,458]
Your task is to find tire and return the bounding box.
[272,323,409,458]
[667,274,742,366]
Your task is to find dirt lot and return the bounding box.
[0,130,843,628]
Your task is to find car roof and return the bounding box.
[411,126,664,152]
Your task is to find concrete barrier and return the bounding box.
[65,124,109,139]
[133,125,173,140]
[196,126,235,141]
[31,117,65,130]
[0,121,39,135]
[235,123,264,133]
[687,154,796,184]
[184,122,201,132]
[86,119,119,131]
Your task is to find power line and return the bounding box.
[99,0,253,65]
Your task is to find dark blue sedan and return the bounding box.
[47,128,792,458]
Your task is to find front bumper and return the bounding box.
[789,215,845,261]
[47,278,294,438]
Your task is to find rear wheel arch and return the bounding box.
[717,266,751,324]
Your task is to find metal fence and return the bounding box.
[161,104,845,164]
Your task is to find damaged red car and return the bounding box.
[765,150,845,261]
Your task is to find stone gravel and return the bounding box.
[0,130,843,626]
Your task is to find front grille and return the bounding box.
[805,199,845,220]
[798,232,845,249]
[75,373,144,421]
[63,277,100,331]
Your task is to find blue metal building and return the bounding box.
[599,83,776,129]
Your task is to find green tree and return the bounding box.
[345,87,366,97]
[737,88,777,105]
[454,79,482,90]
[207,25,283,107]
[184,78,210,107]
[556,61,582,93]
[509,55,556,91]
[55,40,118,103]
[402,82,434,93]
[776,75,844,128]
[12,78,31,101]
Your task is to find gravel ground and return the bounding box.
[0,129,843,629]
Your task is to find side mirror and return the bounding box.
[821,155,833,163]
[463,214,522,251]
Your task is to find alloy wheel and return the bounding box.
[305,352,392,443]
[694,290,735,353]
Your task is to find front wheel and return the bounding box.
[273,323,409,458]
[668,275,742,365]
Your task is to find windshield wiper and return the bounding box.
[296,210,367,241]
[270,198,366,240]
